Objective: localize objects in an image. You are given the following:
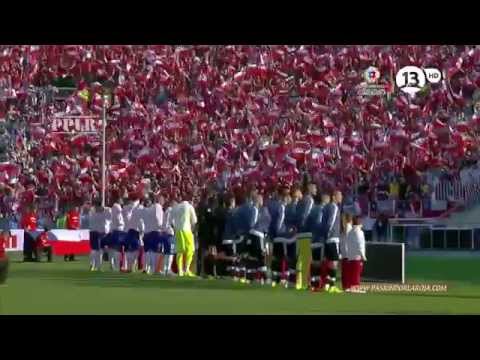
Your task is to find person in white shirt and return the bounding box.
[142,195,163,275]
[124,197,144,272]
[88,202,112,271]
[340,213,353,290]
[345,216,367,293]
[107,197,125,271]
[160,197,176,276]
[171,197,197,277]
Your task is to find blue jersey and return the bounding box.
[253,206,271,235]
[306,204,326,243]
[222,208,237,240]
[321,202,341,241]
[285,201,298,230]
[295,195,314,232]
[270,202,287,238]
[267,198,281,238]
[234,202,257,236]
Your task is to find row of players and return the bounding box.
[87,184,367,293]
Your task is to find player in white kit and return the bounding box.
[142,195,164,275]
[108,197,125,271]
[160,197,176,276]
[123,197,144,272]
[88,202,112,271]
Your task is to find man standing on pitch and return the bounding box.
[295,183,317,290]
[320,190,343,293]
[171,196,198,277]
[142,195,163,275]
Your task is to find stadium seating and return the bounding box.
[1,45,480,217]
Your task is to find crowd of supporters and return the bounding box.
[1,45,480,223]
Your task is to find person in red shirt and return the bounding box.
[0,230,10,284]
[34,229,52,262]
[65,204,81,261]
[66,205,81,230]
[21,204,38,262]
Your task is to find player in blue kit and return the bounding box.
[271,189,296,287]
[307,193,330,289]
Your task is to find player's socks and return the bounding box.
[176,254,184,276]
[164,254,173,275]
[184,250,194,276]
[327,268,337,287]
[144,252,151,274]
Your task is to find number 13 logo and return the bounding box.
[395,66,426,96]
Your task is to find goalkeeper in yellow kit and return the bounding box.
[171,197,198,277]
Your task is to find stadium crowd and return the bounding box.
[1,45,480,227]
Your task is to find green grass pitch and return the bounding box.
[1,253,479,314]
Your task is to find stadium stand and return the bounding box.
[1,45,480,222]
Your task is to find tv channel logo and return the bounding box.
[395,66,442,96]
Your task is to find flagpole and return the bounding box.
[101,96,107,208]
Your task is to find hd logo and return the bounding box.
[395,66,442,96]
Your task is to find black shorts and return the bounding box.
[244,234,266,259]
[324,242,340,261]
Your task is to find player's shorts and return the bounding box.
[273,236,296,259]
[101,233,112,248]
[90,231,104,251]
[143,231,161,252]
[125,229,141,252]
[110,230,126,251]
[160,233,175,254]
[324,242,340,261]
[175,230,194,254]
[221,238,243,256]
[245,232,266,260]
[311,242,323,261]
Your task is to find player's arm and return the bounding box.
[325,204,339,239]
[276,204,285,235]
[358,230,367,261]
[155,204,163,228]
[298,197,313,229]
[247,206,258,230]
[190,204,198,227]
[104,207,113,221]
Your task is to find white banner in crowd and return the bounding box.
[51,116,101,133]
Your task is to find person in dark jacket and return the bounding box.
[271,189,297,287]
[319,190,343,293]
[205,195,241,278]
[374,213,389,242]
[197,194,218,276]
[237,194,271,284]
[308,193,330,289]
[285,189,299,232]
[295,183,317,236]
[295,183,317,290]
